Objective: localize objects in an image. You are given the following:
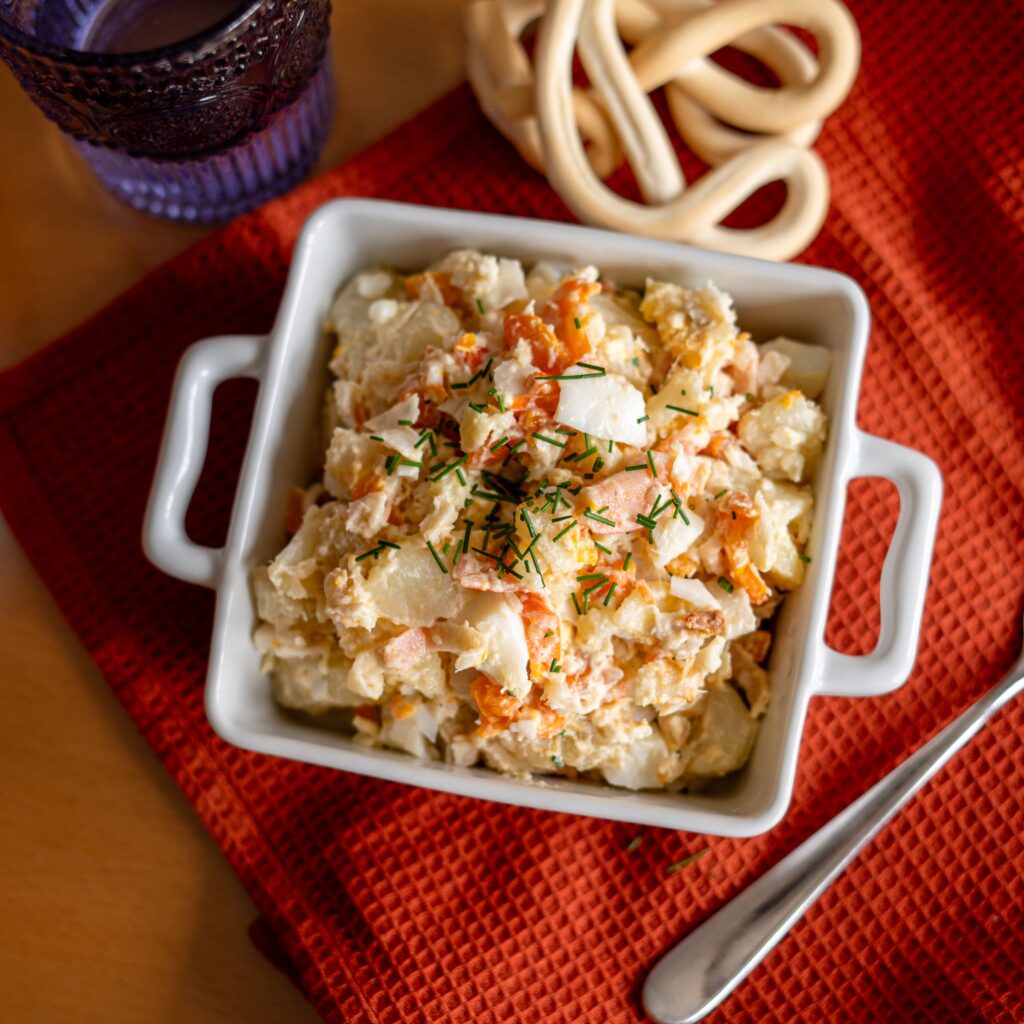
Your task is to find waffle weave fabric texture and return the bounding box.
[1,1,1022,1021]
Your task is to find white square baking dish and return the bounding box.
[143,199,941,837]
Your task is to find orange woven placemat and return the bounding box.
[1,1,1022,1020]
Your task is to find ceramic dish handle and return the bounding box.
[143,335,265,588]
[818,431,943,698]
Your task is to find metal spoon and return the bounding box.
[643,620,1024,1024]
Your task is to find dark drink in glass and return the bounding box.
[0,0,335,223]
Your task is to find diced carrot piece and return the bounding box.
[520,592,560,680]
[719,492,770,604]
[546,277,600,366]
[405,271,462,308]
[470,675,521,737]
[503,312,562,373]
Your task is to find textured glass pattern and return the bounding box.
[0,0,334,222]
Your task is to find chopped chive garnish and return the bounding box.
[432,455,468,481]
[667,405,699,416]
[667,848,708,874]
[426,541,448,574]
[595,541,612,554]
[400,458,423,468]
[571,592,583,615]
[637,415,650,423]
[551,755,564,767]
[623,552,633,570]
[456,468,467,485]
[472,548,523,579]
[476,298,485,314]
[647,450,657,476]
[443,542,451,555]
[469,402,487,413]
[532,432,567,448]
[636,514,657,529]
[585,508,616,527]
[713,488,728,499]
[487,386,506,413]
[573,316,582,329]
[603,582,617,606]
[522,509,537,537]
[679,508,690,526]
[593,457,604,472]
[471,487,510,502]
[680,389,687,395]
[518,527,539,551]
[413,431,432,449]
[625,464,647,472]
[550,659,561,673]
[626,835,642,852]
[799,553,812,563]
[745,392,755,402]
[385,454,401,475]
[451,380,471,390]
[355,540,399,562]
[577,573,605,582]
[398,419,413,426]
[531,550,546,588]
[555,428,578,436]
[717,576,734,593]
[543,630,555,638]
[490,436,509,452]
[535,362,606,382]
[583,578,608,596]
[508,438,527,453]
[369,434,384,442]
[553,520,577,542]
[607,439,614,453]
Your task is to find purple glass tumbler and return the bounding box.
[0,0,334,223]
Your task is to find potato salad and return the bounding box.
[252,250,828,790]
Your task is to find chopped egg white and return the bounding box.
[555,371,647,447]
[653,508,705,566]
[464,592,530,699]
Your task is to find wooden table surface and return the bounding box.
[0,4,467,1020]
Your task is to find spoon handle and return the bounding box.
[642,663,1024,1024]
